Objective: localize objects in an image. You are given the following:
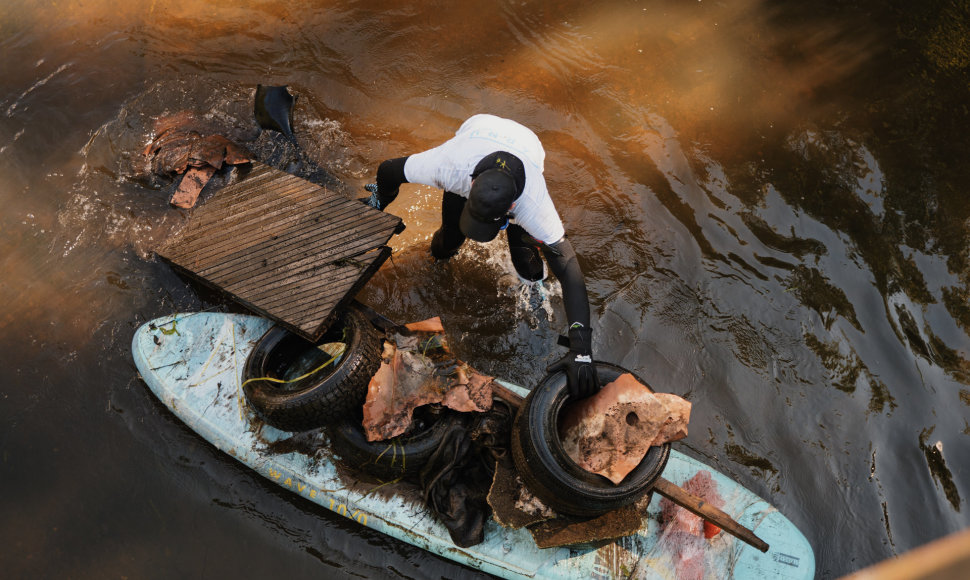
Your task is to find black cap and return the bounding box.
[459,152,526,242]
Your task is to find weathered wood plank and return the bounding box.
[168,179,399,264]
[180,197,393,270]
[165,182,324,253]
[197,223,396,286]
[174,179,339,240]
[247,258,378,313]
[158,162,401,341]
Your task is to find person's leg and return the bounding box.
[430,191,467,260]
[505,224,546,282]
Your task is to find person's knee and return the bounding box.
[510,246,546,282]
[431,228,464,260]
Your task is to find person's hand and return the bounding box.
[359,183,383,210]
[546,324,599,399]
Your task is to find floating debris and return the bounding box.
[143,111,252,208]
[254,85,296,140]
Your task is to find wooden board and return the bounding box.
[157,163,402,341]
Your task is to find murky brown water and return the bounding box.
[2,0,969,577]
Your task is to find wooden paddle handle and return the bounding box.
[652,476,770,553]
[491,381,525,408]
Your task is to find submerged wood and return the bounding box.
[487,462,554,529]
[528,504,644,549]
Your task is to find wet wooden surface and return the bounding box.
[158,162,402,341]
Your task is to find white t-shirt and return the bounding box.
[404,114,566,244]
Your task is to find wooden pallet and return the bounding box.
[158,162,402,341]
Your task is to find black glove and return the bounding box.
[547,324,599,400]
[359,183,383,210]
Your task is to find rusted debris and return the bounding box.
[486,452,649,548]
[403,317,447,333]
[528,504,644,549]
[362,318,494,442]
[487,461,555,529]
[484,372,766,551]
[559,373,691,484]
[169,165,217,208]
[143,111,252,208]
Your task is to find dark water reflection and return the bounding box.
[2,0,968,577]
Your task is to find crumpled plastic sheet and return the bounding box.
[418,394,515,548]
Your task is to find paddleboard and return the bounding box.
[132,312,815,579]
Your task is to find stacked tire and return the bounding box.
[328,405,468,481]
[511,362,670,517]
[245,310,669,509]
[243,305,467,481]
[243,305,381,433]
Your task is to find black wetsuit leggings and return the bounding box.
[377,157,545,282]
[432,191,545,282]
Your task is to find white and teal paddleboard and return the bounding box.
[132,312,815,579]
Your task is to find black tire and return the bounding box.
[329,405,467,481]
[243,305,382,432]
[511,362,671,517]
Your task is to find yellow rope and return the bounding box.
[242,327,349,389]
[374,440,405,471]
[361,478,403,497]
[158,316,180,335]
[240,353,340,388]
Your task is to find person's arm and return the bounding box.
[364,156,409,210]
[542,236,600,399]
[542,236,589,328]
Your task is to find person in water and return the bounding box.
[365,114,599,399]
